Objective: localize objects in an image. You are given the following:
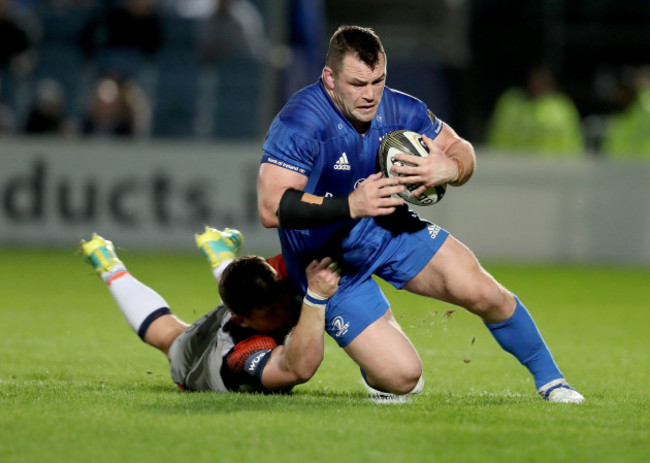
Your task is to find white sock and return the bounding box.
[99,264,127,284]
[105,271,170,337]
[212,259,234,282]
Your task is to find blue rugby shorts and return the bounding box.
[325,221,449,347]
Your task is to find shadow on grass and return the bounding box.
[134,388,374,415]
[2,371,537,410]
[1,373,535,413]
[132,387,535,416]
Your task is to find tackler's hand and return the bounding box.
[305,257,341,299]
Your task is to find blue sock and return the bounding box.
[485,295,562,389]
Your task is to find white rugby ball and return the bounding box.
[377,129,446,206]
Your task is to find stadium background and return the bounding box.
[1,0,649,263]
[2,4,649,463]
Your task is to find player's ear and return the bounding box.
[322,66,335,89]
[230,314,251,328]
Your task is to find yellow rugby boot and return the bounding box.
[195,226,244,268]
[81,234,124,275]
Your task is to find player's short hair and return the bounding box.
[325,25,385,73]
[218,255,281,317]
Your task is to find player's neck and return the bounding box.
[352,120,371,135]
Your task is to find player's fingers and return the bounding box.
[391,165,420,177]
[421,133,434,148]
[411,184,426,197]
[377,197,404,209]
[385,196,405,206]
[376,176,402,188]
[374,206,397,216]
[421,134,444,156]
[328,269,341,284]
[318,256,333,268]
[378,184,405,197]
[366,172,384,181]
[393,153,423,165]
[395,174,424,184]
[306,259,319,271]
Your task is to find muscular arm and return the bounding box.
[260,258,340,389]
[257,163,308,228]
[257,162,405,229]
[434,123,476,187]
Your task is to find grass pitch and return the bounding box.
[1,247,648,463]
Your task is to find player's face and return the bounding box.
[245,295,299,333]
[325,53,386,133]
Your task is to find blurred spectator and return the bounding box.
[487,66,585,155]
[195,0,268,63]
[45,1,96,14]
[78,0,163,76]
[24,77,76,135]
[0,0,36,127]
[82,73,150,138]
[602,67,650,159]
[159,0,214,18]
[281,0,326,99]
[0,0,33,72]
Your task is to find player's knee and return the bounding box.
[389,373,423,395]
[397,372,424,395]
[464,279,513,322]
[380,363,423,395]
[408,375,425,395]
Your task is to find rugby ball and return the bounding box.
[377,129,446,206]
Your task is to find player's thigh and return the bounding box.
[343,309,422,393]
[403,235,512,315]
[144,314,189,355]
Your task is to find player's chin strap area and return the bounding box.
[277,188,351,229]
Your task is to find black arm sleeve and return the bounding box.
[277,189,351,229]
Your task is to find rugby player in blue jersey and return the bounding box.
[257,25,584,403]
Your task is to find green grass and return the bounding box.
[1,248,648,463]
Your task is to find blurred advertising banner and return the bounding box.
[0,138,281,255]
[1,138,649,263]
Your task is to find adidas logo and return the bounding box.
[334,152,351,171]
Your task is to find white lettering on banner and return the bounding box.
[2,159,214,226]
[0,139,282,252]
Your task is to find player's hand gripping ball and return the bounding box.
[377,129,446,206]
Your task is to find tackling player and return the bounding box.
[81,227,339,393]
[257,25,584,403]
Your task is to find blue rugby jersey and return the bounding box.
[262,80,443,290]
